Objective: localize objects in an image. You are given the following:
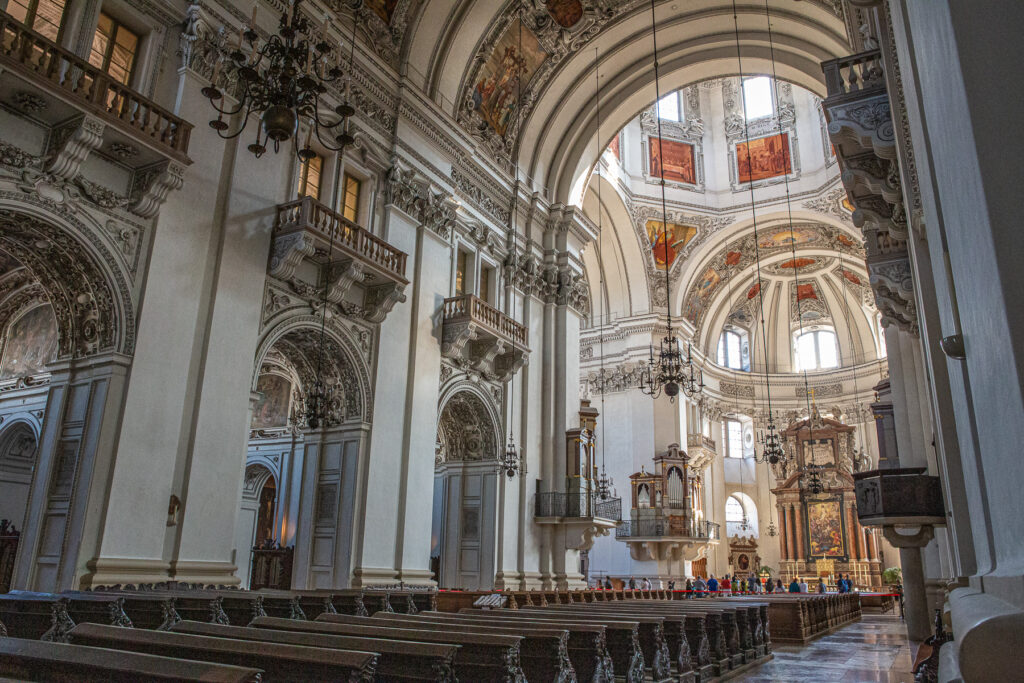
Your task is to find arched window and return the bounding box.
[725,496,745,524]
[794,329,839,371]
[717,329,749,371]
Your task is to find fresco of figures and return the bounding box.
[472,18,547,136]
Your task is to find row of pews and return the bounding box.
[0,586,859,682]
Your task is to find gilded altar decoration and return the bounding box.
[736,133,792,183]
[471,19,548,136]
[649,137,696,184]
[646,220,697,270]
[807,500,845,557]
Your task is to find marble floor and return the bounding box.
[735,615,917,682]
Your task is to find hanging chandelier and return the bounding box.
[201,0,355,158]
[756,415,785,465]
[766,519,778,537]
[800,464,826,496]
[290,378,342,430]
[500,8,530,480]
[639,0,703,404]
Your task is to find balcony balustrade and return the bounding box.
[615,519,720,541]
[269,196,408,324]
[534,491,621,522]
[441,294,529,381]
[0,12,191,165]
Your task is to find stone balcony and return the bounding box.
[686,434,716,469]
[0,12,191,216]
[441,294,528,381]
[616,517,721,564]
[269,196,408,324]
[822,49,917,334]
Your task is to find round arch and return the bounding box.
[252,315,374,424]
[0,418,41,534]
[726,490,759,537]
[0,207,134,359]
[436,382,503,464]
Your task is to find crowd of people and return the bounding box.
[596,572,859,595]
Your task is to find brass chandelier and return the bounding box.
[202,0,355,158]
[638,0,703,403]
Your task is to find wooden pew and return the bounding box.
[67,622,379,682]
[368,611,576,683]
[170,620,459,682]
[0,593,76,641]
[415,610,611,683]
[0,637,263,682]
[472,607,646,683]
[521,604,690,683]
[249,614,526,682]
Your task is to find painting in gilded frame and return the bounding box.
[252,373,292,429]
[806,499,845,558]
[649,137,696,184]
[736,132,792,183]
[0,304,58,380]
[646,219,697,270]
[471,19,548,136]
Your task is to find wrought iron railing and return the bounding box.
[0,11,192,159]
[822,49,885,99]
[615,518,720,540]
[534,492,621,521]
[442,294,528,347]
[276,196,408,281]
[0,519,20,593]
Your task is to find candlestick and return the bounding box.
[251,3,258,27]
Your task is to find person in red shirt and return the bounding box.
[720,576,732,595]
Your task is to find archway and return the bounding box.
[0,421,38,593]
[249,318,372,589]
[432,388,501,590]
[234,464,280,589]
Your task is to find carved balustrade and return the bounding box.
[440,294,529,381]
[269,196,409,323]
[0,11,191,164]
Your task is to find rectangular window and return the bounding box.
[455,250,468,296]
[657,91,681,121]
[7,0,67,41]
[479,265,493,304]
[296,155,322,200]
[89,13,140,86]
[342,173,361,222]
[727,420,743,458]
[742,76,774,120]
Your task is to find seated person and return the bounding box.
[789,577,801,593]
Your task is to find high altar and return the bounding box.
[771,406,883,587]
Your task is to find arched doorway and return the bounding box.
[432,389,501,590]
[235,464,278,588]
[249,317,371,590]
[0,422,38,592]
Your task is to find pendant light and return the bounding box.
[728,0,785,466]
[638,0,704,403]
[591,46,615,502]
[501,8,527,479]
[757,0,817,468]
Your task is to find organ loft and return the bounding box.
[0,0,1020,681]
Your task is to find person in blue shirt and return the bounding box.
[837,575,848,593]
[707,575,719,595]
[789,578,801,593]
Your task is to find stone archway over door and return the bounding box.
[235,464,275,588]
[0,423,38,530]
[433,390,500,591]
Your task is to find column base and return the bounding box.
[396,568,437,590]
[521,572,545,591]
[79,557,172,589]
[169,560,240,587]
[351,567,400,588]
[493,571,522,591]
